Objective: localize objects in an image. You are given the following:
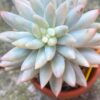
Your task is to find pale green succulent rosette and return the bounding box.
[0,0,100,96]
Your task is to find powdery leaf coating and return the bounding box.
[0,0,100,97]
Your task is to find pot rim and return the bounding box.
[32,67,100,99]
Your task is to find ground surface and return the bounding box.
[0,0,100,100]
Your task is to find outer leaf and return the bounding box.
[17,68,38,84]
[45,2,56,27]
[26,39,44,50]
[66,0,78,11]
[5,65,21,71]
[50,75,63,97]
[51,54,65,78]
[13,0,34,20]
[1,47,30,61]
[56,1,67,25]
[79,48,100,65]
[33,15,49,28]
[35,48,47,69]
[74,49,90,67]
[77,0,87,6]
[64,60,76,87]
[12,37,33,48]
[8,32,33,40]
[58,34,76,46]
[91,23,100,31]
[45,46,56,61]
[0,60,23,67]
[71,28,96,46]
[0,11,34,32]
[30,0,44,16]
[0,32,12,42]
[57,46,76,59]
[72,63,87,87]
[71,9,100,31]
[21,51,37,71]
[40,64,52,88]
[65,5,85,28]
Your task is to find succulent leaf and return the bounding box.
[79,49,100,65]
[72,63,87,87]
[45,45,56,61]
[57,46,76,59]
[30,0,44,16]
[0,12,34,32]
[64,60,76,87]
[45,2,56,27]
[71,9,100,30]
[51,54,65,78]
[66,4,85,28]
[55,25,68,38]
[56,1,67,25]
[74,49,90,67]
[21,51,37,71]
[40,64,52,88]
[35,48,47,69]
[13,0,34,21]
[1,48,30,61]
[26,39,44,49]
[50,75,63,97]
[33,15,49,28]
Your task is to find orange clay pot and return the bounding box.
[32,67,100,100]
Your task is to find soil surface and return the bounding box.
[0,0,100,100]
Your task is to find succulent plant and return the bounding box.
[0,0,100,96]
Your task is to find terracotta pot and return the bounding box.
[32,67,100,100]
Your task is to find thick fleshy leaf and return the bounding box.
[40,64,52,88]
[41,0,50,8]
[56,1,67,25]
[66,0,78,11]
[0,31,32,42]
[0,60,23,67]
[5,65,21,71]
[72,63,87,87]
[71,29,96,46]
[0,32,13,42]
[7,31,32,40]
[50,75,63,97]
[74,49,90,67]
[21,51,37,71]
[45,46,56,61]
[35,48,47,69]
[17,68,38,84]
[30,0,44,16]
[90,33,100,43]
[26,39,44,49]
[16,0,31,6]
[91,23,100,31]
[1,47,30,61]
[71,9,100,31]
[64,60,76,87]
[79,48,100,65]
[57,46,76,59]
[45,2,56,27]
[0,11,34,32]
[51,54,65,78]
[77,0,87,6]
[12,37,33,48]
[55,25,68,38]
[33,15,49,28]
[58,34,76,46]
[65,5,85,28]
[13,0,34,21]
